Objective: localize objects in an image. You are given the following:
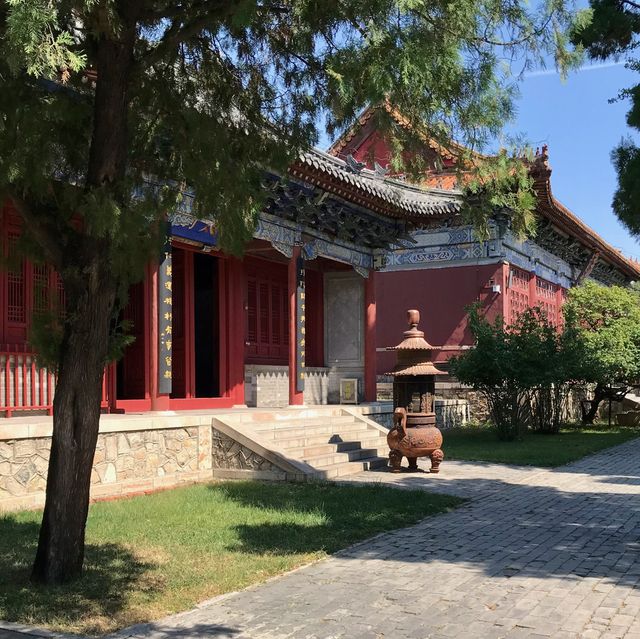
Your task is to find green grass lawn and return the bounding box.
[0,481,461,636]
[444,424,639,467]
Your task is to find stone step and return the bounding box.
[272,431,387,457]
[255,422,369,441]
[240,408,346,424]
[272,428,385,450]
[251,415,356,432]
[302,447,389,468]
[314,456,389,479]
[285,436,390,459]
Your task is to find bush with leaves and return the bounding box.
[450,306,581,440]
[564,280,640,423]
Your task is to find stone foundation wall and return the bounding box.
[436,399,470,429]
[359,399,469,430]
[244,365,290,408]
[244,365,366,406]
[436,379,490,423]
[0,420,213,512]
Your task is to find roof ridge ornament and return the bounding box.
[345,154,366,174]
[374,161,390,178]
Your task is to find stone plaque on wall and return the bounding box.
[324,272,364,368]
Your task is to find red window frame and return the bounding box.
[244,258,289,364]
[1,208,65,346]
[507,266,530,326]
[535,276,560,327]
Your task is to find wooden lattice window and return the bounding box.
[507,266,530,325]
[1,213,66,344]
[245,260,289,364]
[32,264,50,316]
[6,230,26,324]
[536,277,559,326]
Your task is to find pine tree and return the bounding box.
[572,0,640,237]
[1,0,577,585]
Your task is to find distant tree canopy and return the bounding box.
[564,279,640,422]
[452,280,640,440]
[572,0,640,237]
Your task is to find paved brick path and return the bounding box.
[101,438,640,639]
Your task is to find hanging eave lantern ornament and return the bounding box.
[386,309,446,473]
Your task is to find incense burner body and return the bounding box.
[386,310,445,473]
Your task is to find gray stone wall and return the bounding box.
[91,427,202,484]
[244,365,290,408]
[212,429,281,473]
[436,399,470,429]
[0,423,213,512]
[244,365,339,407]
[436,380,490,423]
[0,437,50,497]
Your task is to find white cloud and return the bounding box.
[525,61,626,78]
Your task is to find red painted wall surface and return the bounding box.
[376,263,506,374]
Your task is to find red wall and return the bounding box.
[376,263,506,374]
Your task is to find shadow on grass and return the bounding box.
[0,516,159,635]
[209,481,462,556]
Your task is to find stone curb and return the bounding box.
[0,620,84,639]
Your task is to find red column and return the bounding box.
[288,246,304,406]
[501,263,510,324]
[364,270,377,402]
[555,284,565,327]
[149,260,170,411]
[528,270,537,309]
[226,257,246,406]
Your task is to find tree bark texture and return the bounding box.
[31,264,116,583]
[581,383,607,425]
[31,8,138,583]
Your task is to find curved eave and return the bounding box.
[531,163,640,281]
[387,364,447,376]
[290,150,462,222]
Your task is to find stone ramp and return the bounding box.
[211,407,390,481]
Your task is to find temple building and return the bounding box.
[0,147,458,416]
[327,105,640,383]
[2,112,639,418]
[3,109,640,511]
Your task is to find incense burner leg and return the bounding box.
[430,449,444,473]
[406,456,419,472]
[389,449,403,473]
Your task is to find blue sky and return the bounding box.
[505,61,640,261]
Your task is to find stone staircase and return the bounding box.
[212,407,390,481]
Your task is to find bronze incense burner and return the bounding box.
[386,309,445,473]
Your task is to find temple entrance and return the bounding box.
[171,246,221,400]
[193,252,219,397]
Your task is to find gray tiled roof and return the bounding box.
[296,148,462,218]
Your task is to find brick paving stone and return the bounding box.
[108,437,638,639]
[6,438,640,639]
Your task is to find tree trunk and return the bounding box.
[31,266,116,584]
[31,6,139,584]
[581,383,607,425]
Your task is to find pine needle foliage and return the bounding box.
[0,0,581,584]
[571,0,640,237]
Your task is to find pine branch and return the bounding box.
[138,1,286,69]
[7,190,65,269]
